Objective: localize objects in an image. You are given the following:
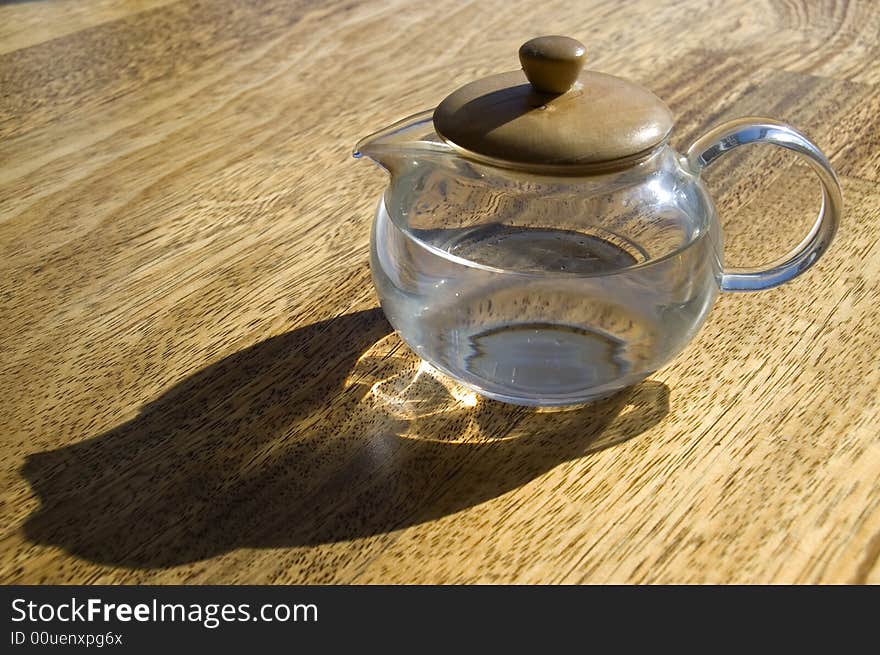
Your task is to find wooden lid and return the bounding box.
[433,36,673,171]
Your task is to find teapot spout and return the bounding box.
[353,109,454,175]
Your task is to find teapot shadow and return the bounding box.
[21,308,670,569]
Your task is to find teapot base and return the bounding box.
[418,320,649,407]
[420,350,647,408]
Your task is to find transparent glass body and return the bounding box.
[356,111,840,406]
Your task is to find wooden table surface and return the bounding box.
[1,0,879,584]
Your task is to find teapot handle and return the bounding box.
[686,117,842,291]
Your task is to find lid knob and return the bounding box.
[518,36,586,95]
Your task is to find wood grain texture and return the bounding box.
[0,0,878,584]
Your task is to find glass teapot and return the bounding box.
[354,36,841,407]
